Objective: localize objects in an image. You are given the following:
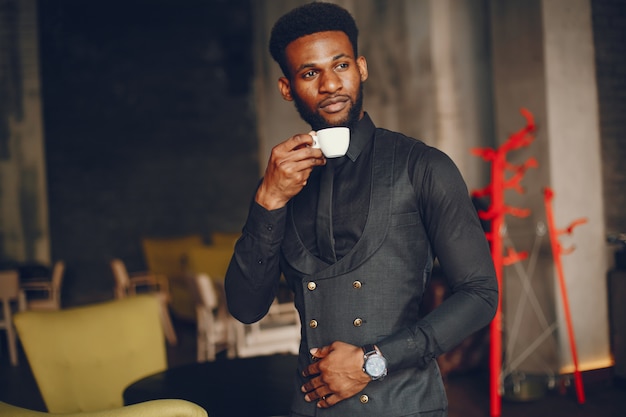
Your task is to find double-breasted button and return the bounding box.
[309,319,318,328]
[307,281,317,291]
[353,318,363,327]
[352,280,362,289]
[359,394,369,404]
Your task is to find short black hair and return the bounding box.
[269,2,359,77]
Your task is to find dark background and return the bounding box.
[21,0,626,307]
[38,0,259,305]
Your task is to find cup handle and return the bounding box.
[309,131,320,149]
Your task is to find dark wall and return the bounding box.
[592,0,626,237]
[38,0,259,306]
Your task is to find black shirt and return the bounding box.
[226,112,497,372]
[293,113,374,260]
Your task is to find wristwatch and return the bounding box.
[362,344,387,380]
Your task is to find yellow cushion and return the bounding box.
[13,296,167,413]
[0,399,207,417]
[141,235,204,322]
[141,235,204,277]
[210,232,240,248]
[185,245,234,283]
[167,276,196,321]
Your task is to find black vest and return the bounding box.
[281,129,447,416]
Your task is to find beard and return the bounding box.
[292,83,364,131]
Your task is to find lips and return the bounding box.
[319,96,350,114]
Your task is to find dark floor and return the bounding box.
[1,317,625,417]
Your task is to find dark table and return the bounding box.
[0,262,51,284]
[124,354,299,417]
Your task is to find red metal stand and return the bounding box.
[471,108,537,417]
[472,109,588,415]
[543,187,587,404]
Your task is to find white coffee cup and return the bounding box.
[311,127,350,158]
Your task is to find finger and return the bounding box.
[279,133,316,152]
[272,152,324,182]
[310,347,321,360]
[317,397,328,408]
[304,386,333,402]
[317,393,337,409]
[301,375,326,393]
[270,158,323,193]
[310,345,332,359]
[283,153,325,172]
[302,362,320,378]
[299,132,318,148]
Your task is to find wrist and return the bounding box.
[255,185,287,211]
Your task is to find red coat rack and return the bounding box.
[543,187,587,404]
[471,108,537,417]
[472,109,587,416]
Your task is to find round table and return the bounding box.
[124,354,299,417]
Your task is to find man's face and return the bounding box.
[278,31,368,131]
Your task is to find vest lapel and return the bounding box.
[282,130,395,278]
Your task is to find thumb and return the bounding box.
[310,345,331,359]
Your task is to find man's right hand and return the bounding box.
[255,132,325,210]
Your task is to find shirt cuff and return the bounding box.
[376,323,433,372]
[243,201,287,244]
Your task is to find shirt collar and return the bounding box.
[345,112,376,162]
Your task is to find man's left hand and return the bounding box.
[301,341,371,408]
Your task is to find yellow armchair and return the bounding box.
[141,235,204,321]
[209,231,240,248]
[0,400,207,417]
[13,296,167,413]
[110,259,178,345]
[141,235,204,278]
[185,245,235,284]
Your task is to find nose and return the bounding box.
[319,70,342,94]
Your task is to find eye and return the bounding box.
[335,62,350,71]
[302,69,318,79]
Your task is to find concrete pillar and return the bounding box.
[491,0,610,376]
[0,0,49,264]
[542,0,610,374]
[429,0,494,187]
[252,0,310,175]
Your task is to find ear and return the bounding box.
[278,77,293,101]
[357,56,369,82]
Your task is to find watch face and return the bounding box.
[365,356,387,378]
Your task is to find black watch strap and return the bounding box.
[362,344,376,355]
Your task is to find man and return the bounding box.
[225,2,498,416]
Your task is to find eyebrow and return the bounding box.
[295,53,353,73]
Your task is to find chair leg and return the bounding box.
[157,297,178,345]
[197,330,207,362]
[227,318,237,359]
[196,308,207,362]
[2,301,18,366]
[206,313,216,361]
